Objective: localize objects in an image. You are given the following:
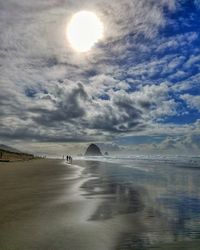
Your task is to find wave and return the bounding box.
[74,155,200,169]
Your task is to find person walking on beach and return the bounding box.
[69,156,72,164]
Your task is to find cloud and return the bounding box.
[33,82,88,126]
[158,133,200,155]
[181,94,200,112]
[1,0,200,155]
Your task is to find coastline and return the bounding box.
[0,158,146,250]
[0,159,120,250]
[0,149,35,162]
[0,157,42,163]
[1,158,200,249]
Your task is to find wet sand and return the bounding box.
[76,159,200,249]
[1,158,200,249]
[0,159,136,250]
[0,159,96,249]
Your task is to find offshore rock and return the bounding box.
[85,144,102,156]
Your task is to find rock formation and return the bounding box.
[85,144,102,156]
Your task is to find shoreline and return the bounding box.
[1,158,200,249]
[0,158,138,250]
[0,159,118,250]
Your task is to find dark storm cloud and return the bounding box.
[33,82,88,126]
[0,127,95,143]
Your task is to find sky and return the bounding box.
[0,0,200,156]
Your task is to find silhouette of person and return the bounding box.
[69,156,72,164]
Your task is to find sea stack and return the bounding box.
[85,144,102,156]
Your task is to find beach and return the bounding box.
[0,159,121,250]
[0,157,200,249]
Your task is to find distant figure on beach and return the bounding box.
[69,156,72,164]
[66,155,72,164]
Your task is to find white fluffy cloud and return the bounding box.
[181,94,200,112]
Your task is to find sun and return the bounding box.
[67,10,104,52]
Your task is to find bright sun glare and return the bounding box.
[67,11,104,52]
